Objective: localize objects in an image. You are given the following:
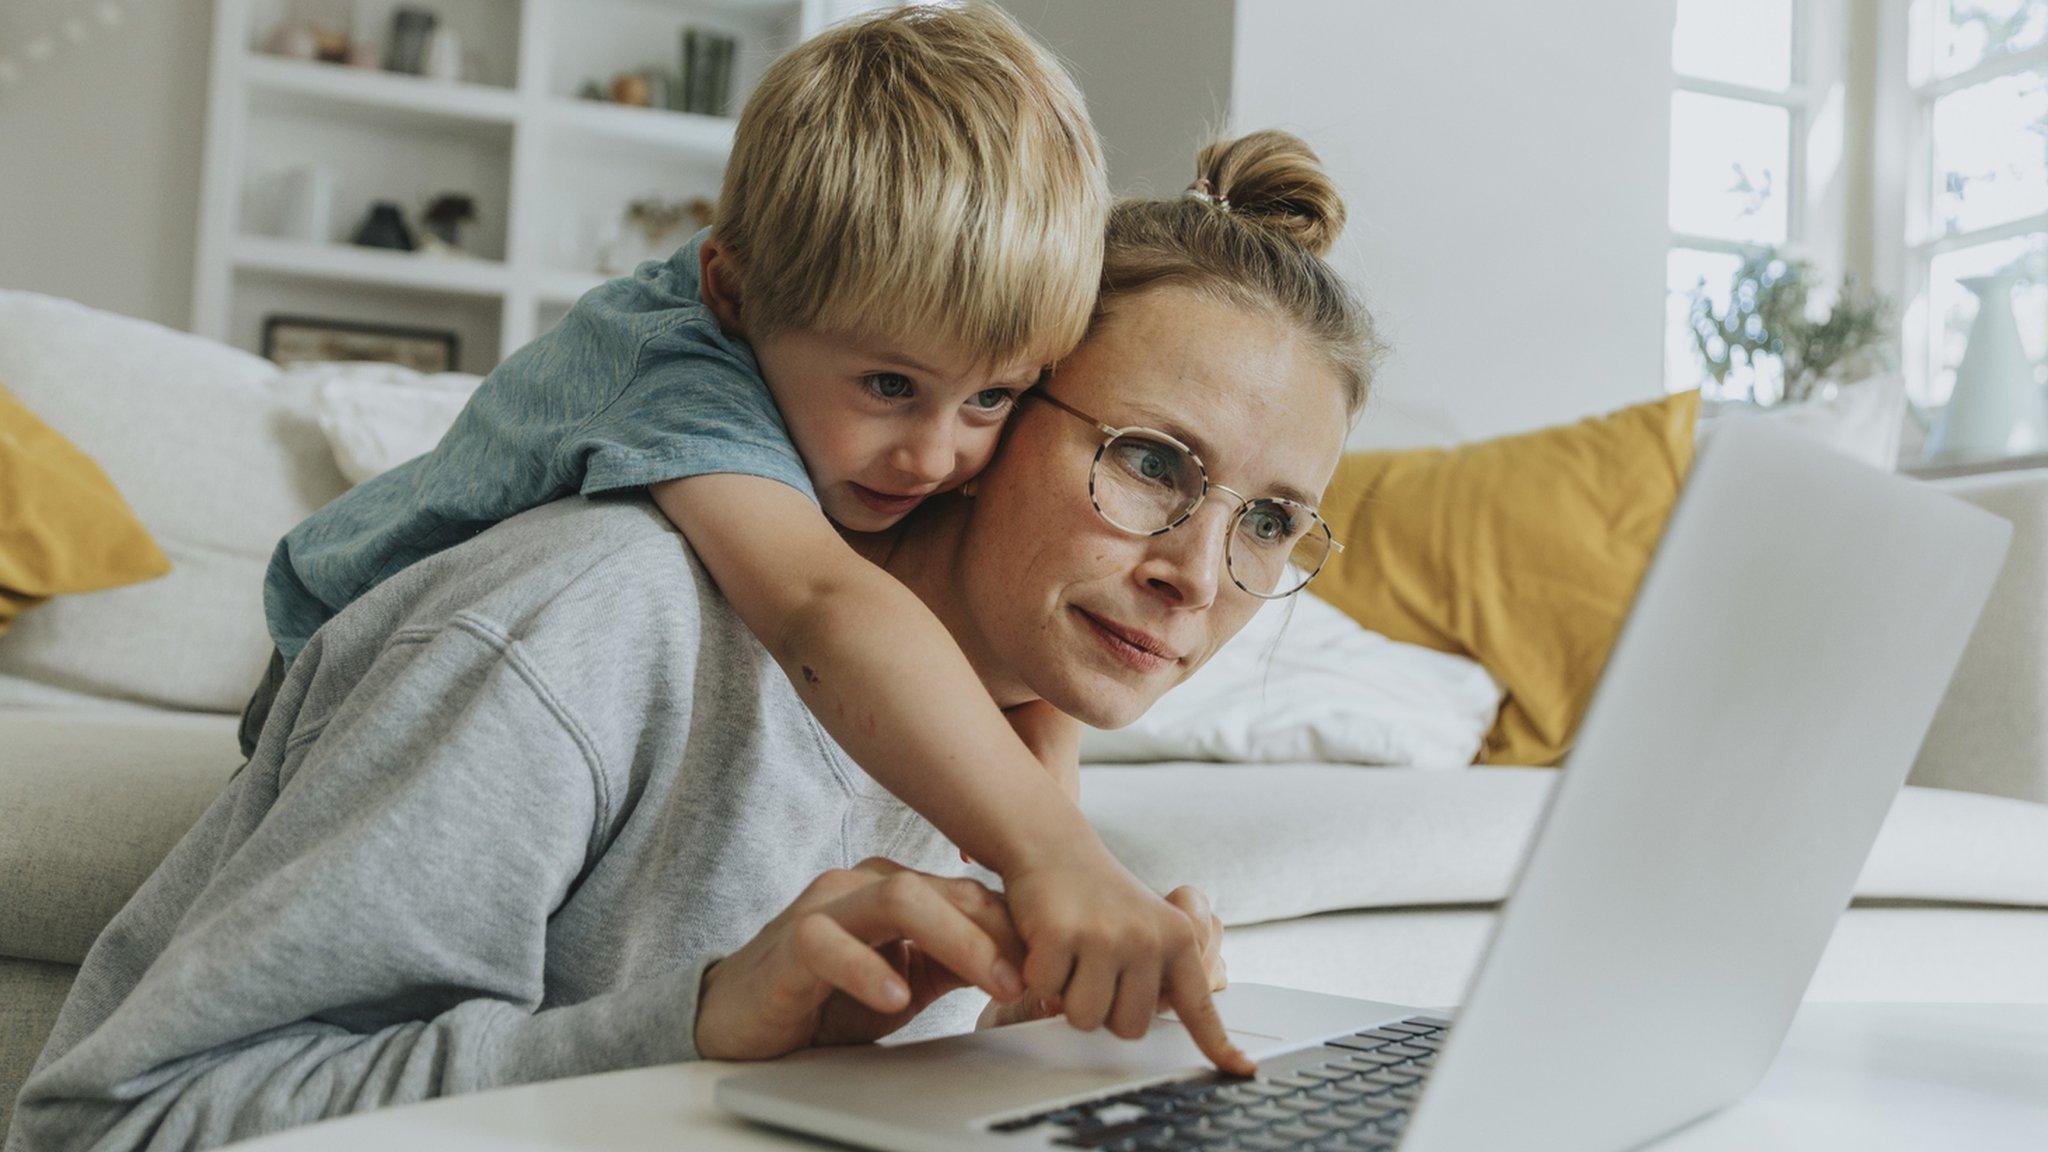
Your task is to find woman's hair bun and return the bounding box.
[1195,130,1346,258]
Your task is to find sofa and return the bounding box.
[5,291,2047,1137]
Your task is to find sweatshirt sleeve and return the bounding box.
[8,620,715,1152]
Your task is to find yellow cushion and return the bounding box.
[1316,391,1700,766]
[0,381,171,636]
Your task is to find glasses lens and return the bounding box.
[1226,498,1334,598]
[1092,431,1203,533]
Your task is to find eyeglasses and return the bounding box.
[1031,391,1343,600]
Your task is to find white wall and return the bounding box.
[1232,1,1678,448]
[0,0,214,331]
[998,0,1234,197]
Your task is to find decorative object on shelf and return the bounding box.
[1923,274,2048,466]
[1687,248,1895,407]
[680,27,736,116]
[351,202,417,252]
[274,164,335,244]
[597,197,714,274]
[422,25,462,83]
[267,24,318,60]
[610,72,651,107]
[419,193,478,255]
[384,7,438,76]
[263,315,460,374]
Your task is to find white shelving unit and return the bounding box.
[193,0,870,373]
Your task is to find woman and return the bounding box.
[7,132,1376,1152]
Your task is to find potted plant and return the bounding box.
[1688,249,1896,407]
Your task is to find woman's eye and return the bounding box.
[1242,504,1298,545]
[967,388,1016,413]
[864,373,914,400]
[1112,440,1183,487]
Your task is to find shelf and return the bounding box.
[244,55,520,136]
[233,236,512,298]
[544,97,736,159]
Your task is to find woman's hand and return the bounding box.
[693,858,1030,1061]
[976,885,1228,1032]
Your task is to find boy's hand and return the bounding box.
[1005,835,1256,1077]
[978,884,1226,1031]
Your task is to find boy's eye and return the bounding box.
[966,388,1017,413]
[864,373,914,400]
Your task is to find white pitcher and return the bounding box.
[1926,273,2046,465]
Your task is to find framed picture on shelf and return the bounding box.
[261,315,461,373]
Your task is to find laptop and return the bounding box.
[717,420,2011,1152]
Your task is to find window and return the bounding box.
[1900,0,2048,413]
[1664,0,1813,400]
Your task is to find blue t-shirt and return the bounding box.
[263,229,814,661]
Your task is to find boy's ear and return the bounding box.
[697,238,745,333]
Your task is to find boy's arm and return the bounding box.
[652,474,1090,874]
[965,700,1080,863]
[1006,698,1082,802]
[652,474,1253,1075]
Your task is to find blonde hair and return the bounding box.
[715,3,1109,366]
[1099,130,1379,418]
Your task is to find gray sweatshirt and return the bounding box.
[6,496,974,1152]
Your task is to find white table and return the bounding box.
[228,1003,2048,1151]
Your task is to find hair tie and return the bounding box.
[1185,177,1230,213]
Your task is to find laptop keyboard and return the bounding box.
[985,1015,1452,1151]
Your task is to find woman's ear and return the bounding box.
[698,238,745,334]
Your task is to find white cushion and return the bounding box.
[1079,589,1503,767]
[296,361,482,486]
[1081,765,2048,927]
[0,292,351,712]
[1696,373,1905,470]
[1222,905,2048,1009]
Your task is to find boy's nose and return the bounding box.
[892,433,955,486]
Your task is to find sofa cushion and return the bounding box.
[0,381,171,635]
[1915,468,2048,806]
[0,712,241,965]
[1313,392,1700,767]
[1079,585,1503,768]
[0,292,351,712]
[1083,765,2048,928]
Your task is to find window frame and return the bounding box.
[1878,2,2048,411]
[1666,0,1852,398]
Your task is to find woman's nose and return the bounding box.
[1138,502,1231,609]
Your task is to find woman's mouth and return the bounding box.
[1074,608,1180,673]
[848,483,930,518]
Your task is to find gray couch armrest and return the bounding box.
[1911,468,2048,805]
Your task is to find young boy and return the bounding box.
[254,5,1249,1072]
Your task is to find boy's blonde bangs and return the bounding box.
[716,2,1108,366]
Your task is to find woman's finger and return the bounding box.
[787,911,911,1014]
[827,871,1023,1002]
[934,876,1028,973]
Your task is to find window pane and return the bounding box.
[1914,234,2048,408]
[1673,0,1795,90]
[1933,66,2048,236]
[1669,92,1792,243]
[1666,248,1748,395]
[1921,0,2048,80]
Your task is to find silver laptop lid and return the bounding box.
[1399,419,2011,1152]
